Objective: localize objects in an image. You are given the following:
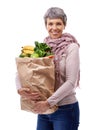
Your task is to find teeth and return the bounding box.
[52,32,58,34]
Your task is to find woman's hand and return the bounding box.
[17,88,41,101]
[33,100,50,114]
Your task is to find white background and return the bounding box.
[0,0,100,130]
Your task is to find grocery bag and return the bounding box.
[15,57,57,114]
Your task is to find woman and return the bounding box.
[17,7,80,130]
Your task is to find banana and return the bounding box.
[22,45,34,51]
[22,49,34,54]
[19,45,35,57]
[19,52,27,57]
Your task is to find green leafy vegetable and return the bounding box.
[33,41,53,57]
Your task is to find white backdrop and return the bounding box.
[0,0,100,130]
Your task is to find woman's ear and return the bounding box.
[64,23,67,29]
[63,25,66,30]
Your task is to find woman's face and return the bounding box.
[46,18,65,39]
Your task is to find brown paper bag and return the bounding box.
[15,57,57,114]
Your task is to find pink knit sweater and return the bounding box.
[44,33,80,107]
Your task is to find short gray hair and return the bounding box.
[44,7,67,26]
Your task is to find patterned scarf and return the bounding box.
[44,33,80,88]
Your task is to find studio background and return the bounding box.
[0,0,100,130]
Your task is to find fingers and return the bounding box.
[18,88,41,101]
[17,88,30,95]
[26,93,41,101]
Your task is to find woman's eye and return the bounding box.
[48,23,53,26]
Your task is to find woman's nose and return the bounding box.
[52,25,57,30]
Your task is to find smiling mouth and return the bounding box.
[52,32,59,35]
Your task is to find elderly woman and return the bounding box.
[17,7,80,130]
[35,7,80,130]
